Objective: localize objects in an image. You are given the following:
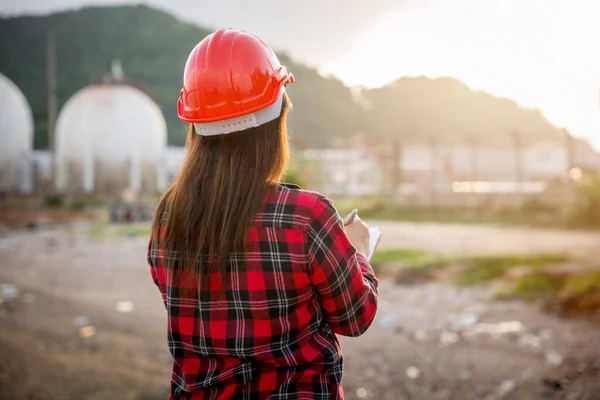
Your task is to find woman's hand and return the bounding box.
[344,215,370,257]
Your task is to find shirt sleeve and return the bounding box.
[307,196,379,337]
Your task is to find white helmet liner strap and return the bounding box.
[194,87,285,136]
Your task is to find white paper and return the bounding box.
[366,226,381,261]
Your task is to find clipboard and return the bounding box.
[366,226,382,261]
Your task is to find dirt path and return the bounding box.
[375,221,600,257]
[0,225,599,399]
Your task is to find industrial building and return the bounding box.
[54,74,168,194]
[298,140,600,203]
[0,73,34,194]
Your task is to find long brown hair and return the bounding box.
[152,93,291,288]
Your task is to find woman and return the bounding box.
[148,28,378,399]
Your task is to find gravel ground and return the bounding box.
[0,224,599,399]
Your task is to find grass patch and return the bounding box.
[370,248,431,266]
[369,248,456,275]
[87,223,151,240]
[63,227,76,238]
[368,250,569,284]
[453,254,569,286]
[115,224,152,238]
[88,222,109,239]
[496,273,563,300]
[496,270,600,307]
[561,271,600,297]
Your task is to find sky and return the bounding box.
[2,0,600,148]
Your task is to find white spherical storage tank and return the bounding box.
[0,73,34,194]
[55,82,167,193]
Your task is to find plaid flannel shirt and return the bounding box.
[148,184,379,400]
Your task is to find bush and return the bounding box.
[70,198,106,210]
[520,196,556,214]
[497,273,563,300]
[44,194,64,208]
[71,199,87,210]
[565,173,600,227]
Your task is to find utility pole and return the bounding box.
[47,26,58,194]
[562,128,575,219]
[511,130,524,206]
[429,137,438,208]
[390,140,402,203]
[47,27,57,153]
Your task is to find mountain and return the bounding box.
[362,76,563,146]
[0,5,566,150]
[0,5,365,149]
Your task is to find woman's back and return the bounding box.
[149,28,378,399]
[149,184,378,399]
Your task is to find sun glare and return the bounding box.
[323,0,600,147]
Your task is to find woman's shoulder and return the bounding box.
[270,184,343,229]
[275,183,330,208]
[260,184,334,226]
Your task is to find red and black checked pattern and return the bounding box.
[148,184,379,399]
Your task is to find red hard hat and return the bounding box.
[178,28,294,134]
